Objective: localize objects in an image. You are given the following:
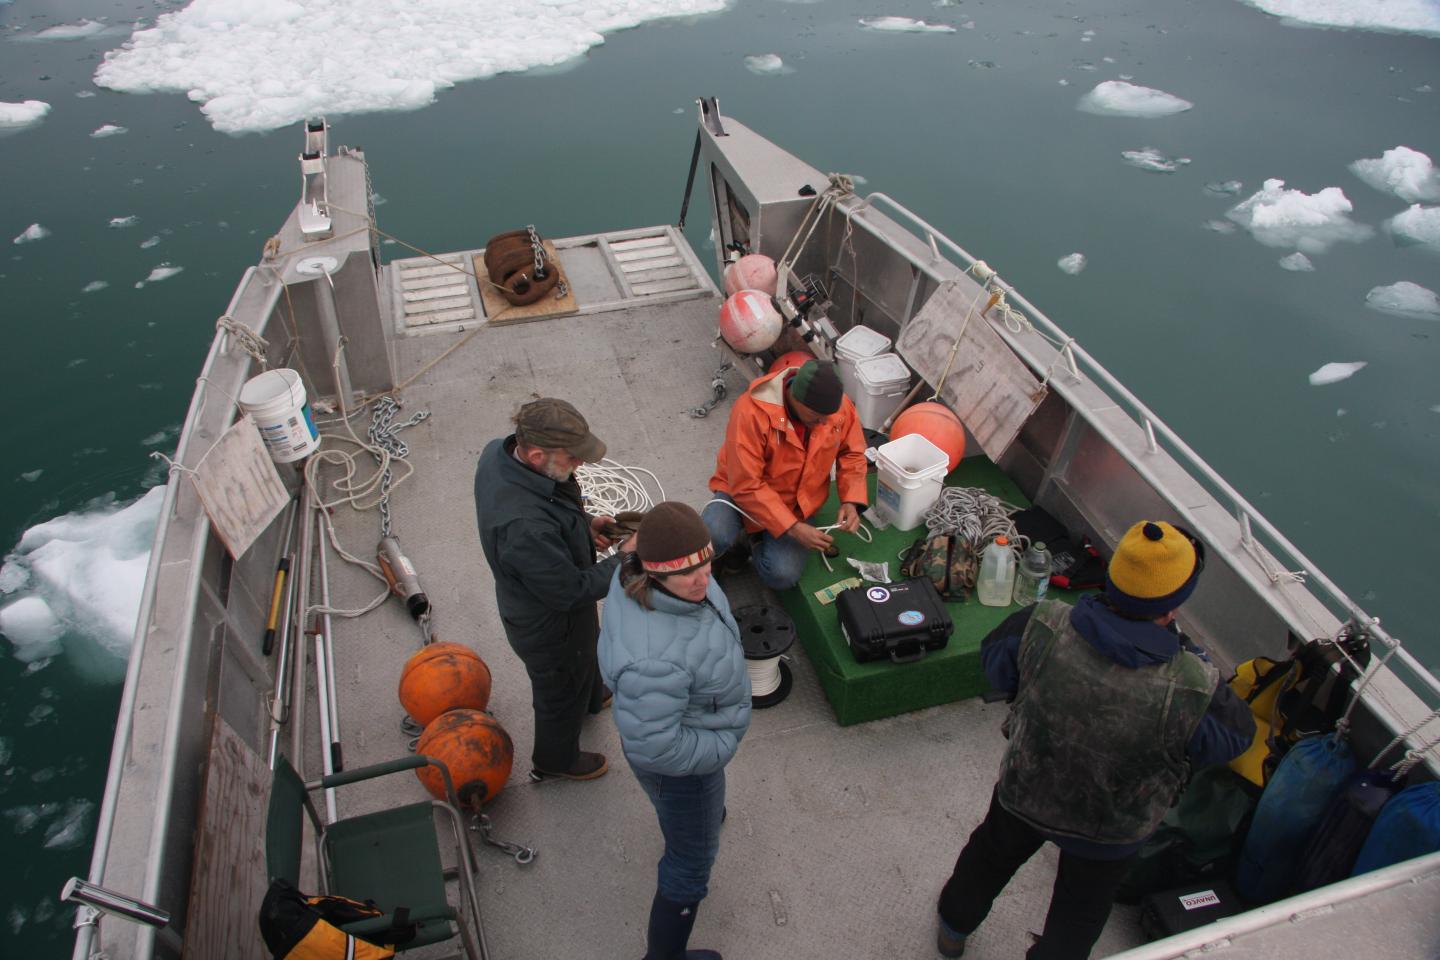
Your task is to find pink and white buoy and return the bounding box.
[718,289,783,354]
[723,254,779,297]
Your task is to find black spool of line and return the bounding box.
[733,603,795,709]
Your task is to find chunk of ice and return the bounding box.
[1226,179,1374,253]
[1121,147,1191,173]
[1308,361,1367,386]
[82,280,108,293]
[1365,281,1440,320]
[1279,252,1314,271]
[95,0,731,133]
[0,597,64,655]
[0,101,52,128]
[1236,0,1440,37]
[1350,145,1440,202]
[12,224,49,244]
[1058,252,1087,275]
[34,19,108,40]
[1384,204,1440,248]
[1205,179,1244,197]
[135,263,183,288]
[42,800,95,850]
[859,16,956,33]
[744,54,790,76]
[1077,80,1192,118]
[108,215,139,229]
[91,123,128,138]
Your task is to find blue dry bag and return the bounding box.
[1351,781,1440,876]
[1234,733,1355,903]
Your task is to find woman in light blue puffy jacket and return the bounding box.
[598,501,751,960]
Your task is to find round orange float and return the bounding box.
[414,709,515,808]
[890,402,967,472]
[398,642,493,727]
[723,253,779,296]
[718,289,783,354]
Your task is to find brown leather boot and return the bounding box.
[529,751,609,782]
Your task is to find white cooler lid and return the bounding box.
[855,352,910,389]
[834,325,892,361]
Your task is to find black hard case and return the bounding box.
[835,577,953,664]
[1138,881,1243,940]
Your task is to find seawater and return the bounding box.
[2,0,1437,952]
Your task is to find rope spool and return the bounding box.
[733,604,795,709]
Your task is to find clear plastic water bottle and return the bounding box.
[1013,541,1052,606]
[977,536,1017,607]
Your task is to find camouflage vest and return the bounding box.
[996,600,1219,845]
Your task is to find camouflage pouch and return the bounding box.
[901,533,974,602]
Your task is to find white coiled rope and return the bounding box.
[747,656,785,698]
[922,486,1026,557]
[576,459,666,518]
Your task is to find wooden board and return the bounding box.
[190,415,291,560]
[896,280,1046,461]
[474,239,579,325]
[183,717,271,960]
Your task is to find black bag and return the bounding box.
[835,577,953,664]
[1138,880,1243,940]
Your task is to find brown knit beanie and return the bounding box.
[637,502,714,575]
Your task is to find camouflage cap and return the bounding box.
[514,398,606,462]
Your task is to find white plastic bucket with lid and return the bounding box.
[851,353,912,431]
[834,325,892,399]
[238,368,320,464]
[873,433,949,531]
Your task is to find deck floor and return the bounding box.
[311,282,1145,959]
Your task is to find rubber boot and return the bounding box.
[643,892,721,960]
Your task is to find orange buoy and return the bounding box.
[414,709,515,808]
[398,642,493,727]
[891,402,967,472]
[768,350,814,375]
[723,254,779,296]
[718,289,783,354]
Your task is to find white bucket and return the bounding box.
[852,353,912,431]
[238,368,319,464]
[834,325,891,399]
[874,433,948,531]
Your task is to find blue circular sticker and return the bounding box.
[897,610,925,626]
[867,586,891,603]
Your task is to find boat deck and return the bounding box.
[309,251,1147,959]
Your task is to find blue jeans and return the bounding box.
[631,766,727,903]
[702,492,811,590]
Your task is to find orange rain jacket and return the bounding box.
[708,367,869,539]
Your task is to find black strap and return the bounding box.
[677,130,703,229]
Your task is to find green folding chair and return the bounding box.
[265,753,488,959]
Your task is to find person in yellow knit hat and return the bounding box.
[933,520,1254,960]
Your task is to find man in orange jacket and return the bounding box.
[702,360,869,589]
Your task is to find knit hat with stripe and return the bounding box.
[637,502,714,576]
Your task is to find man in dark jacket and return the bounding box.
[474,398,627,781]
[935,520,1255,960]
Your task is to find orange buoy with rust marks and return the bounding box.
[415,709,515,808]
[890,402,967,472]
[398,642,493,727]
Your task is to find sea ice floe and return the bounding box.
[1350,145,1440,202]
[1236,0,1440,37]
[0,596,65,659]
[19,470,43,482]
[1365,281,1440,320]
[1384,204,1440,248]
[859,16,956,33]
[0,101,52,129]
[108,215,139,229]
[135,263,183,288]
[43,800,95,850]
[91,124,128,138]
[94,0,732,133]
[1225,179,1374,253]
[1058,253,1087,275]
[1205,180,1244,197]
[82,280,108,293]
[0,486,165,662]
[1279,252,1314,271]
[34,19,108,40]
[12,224,50,244]
[1121,147,1191,173]
[1077,81,1192,118]
[140,235,161,249]
[744,54,790,75]
[1308,361,1367,386]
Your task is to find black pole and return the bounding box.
[677,130,702,230]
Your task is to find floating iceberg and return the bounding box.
[1078,81,1192,118]
[1365,281,1440,320]
[1308,361,1367,386]
[1226,179,1373,254]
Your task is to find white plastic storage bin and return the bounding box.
[834,325,892,400]
[852,353,912,431]
[873,433,949,531]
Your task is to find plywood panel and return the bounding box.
[473,239,580,325]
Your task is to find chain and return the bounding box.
[367,395,430,538]
[527,223,545,276]
[471,812,537,865]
